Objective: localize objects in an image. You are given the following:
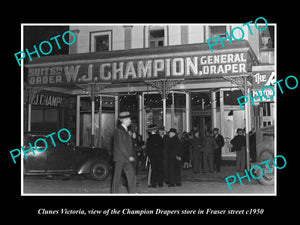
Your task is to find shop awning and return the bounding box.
[25,40,258,90]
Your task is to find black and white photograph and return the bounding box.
[4,14,297,220]
[20,22,277,195]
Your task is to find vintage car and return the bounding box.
[23,133,111,181]
[251,125,275,185]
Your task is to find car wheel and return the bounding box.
[89,161,109,181]
[256,149,274,185]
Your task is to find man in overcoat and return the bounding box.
[190,130,202,173]
[202,130,218,173]
[146,124,164,188]
[167,128,183,187]
[213,128,225,172]
[230,128,246,173]
[111,111,137,193]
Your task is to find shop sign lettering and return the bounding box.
[30,93,67,107]
[237,75,298,110]
[252,71,276,103]
[27,52,248,86]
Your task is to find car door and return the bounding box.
[24,136,47,173]
[47,140,75,172]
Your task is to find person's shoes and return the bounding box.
[168,184,175,187]
[148,185,157,188]
[175,183,182,187]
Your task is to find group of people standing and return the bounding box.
[146,126,227,189]
[110,110,250,194]
[146,125,182,188]
[181,129,225,174]
[110,111,228,193]
[110,111,184,193]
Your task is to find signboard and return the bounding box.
[29,91,68,107]
[27,52,248,86]
[252,71,275,103]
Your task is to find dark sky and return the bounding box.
[23,26,69,83]
[24,26,69,56]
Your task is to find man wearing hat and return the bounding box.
[167,128,183,187]
[146,124,164,188]
[213,128,225,172]
[111,111,137,193]
[158,126,170,185]
[230,128,246,173]
[190,130,202,173]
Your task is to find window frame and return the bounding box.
[209,25,227,39]
[89,30,112,52]
[147,26,167,48]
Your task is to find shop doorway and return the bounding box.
[191,115,212,137]
[142,91,188,139]
[77,95,117,151]
[190,91,212,137]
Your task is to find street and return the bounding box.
[23,163,275,195]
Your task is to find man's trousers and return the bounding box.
[111,161,137,193]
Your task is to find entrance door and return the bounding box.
[78,95,117,151]
[191,114,212,137]
[142,91,187,138]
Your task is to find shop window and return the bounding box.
[31,109,43,123]
[149,27,165,48]
[224,90,244,105]
[45,109,58,122]
[79,96,116,148]
[191,92,211,110]
[209,26,227,38]
[119,94,139,133]
[143,92,187,135]
[90,30,112,52]
[31,108,59,132]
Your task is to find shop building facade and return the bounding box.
[24,24,275,156]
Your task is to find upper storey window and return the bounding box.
[90,30,112,52]
[149,26,165,48]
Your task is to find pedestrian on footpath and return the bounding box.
[158,126,170,185]
[182,132,191,169]
[167,128,183,187]
[146,124,164,188]
[202,130,218,173]
[132,132,145,175]
[111,111,137,193]
[190,130,202,173]
[230,128,246,173]
[213,128,225,173]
